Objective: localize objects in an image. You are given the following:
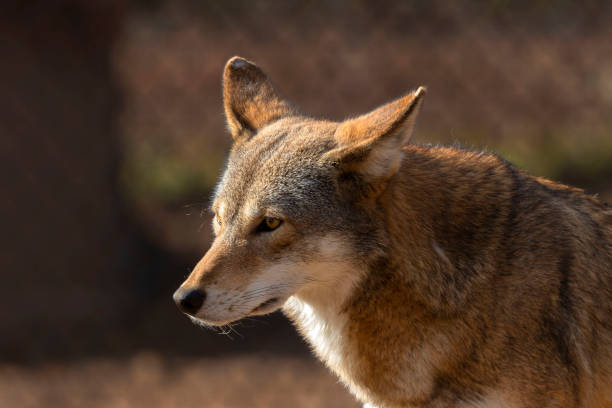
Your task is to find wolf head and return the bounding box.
[173,56,425,325]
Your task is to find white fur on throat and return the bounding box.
[283,236,364,376]
[284,292,349,371]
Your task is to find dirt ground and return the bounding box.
[0,353,360,408]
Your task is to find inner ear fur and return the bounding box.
[223,56,297,142]
[324,87,426,183]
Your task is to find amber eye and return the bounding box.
[257,217,282,233]
[266,217,280,230]
[214,214,221,226]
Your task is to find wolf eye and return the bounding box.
[214,214,221,226]
[257,217,282,233]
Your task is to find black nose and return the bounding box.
[173,287,206,315]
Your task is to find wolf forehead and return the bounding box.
[213,118,340,220]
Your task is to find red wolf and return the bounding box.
[174,57,612,408]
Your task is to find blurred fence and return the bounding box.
[116,0,612,260]
[2,0,611,362]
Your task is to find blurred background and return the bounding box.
[1,1,611,407]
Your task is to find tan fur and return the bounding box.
[174,57,612,407]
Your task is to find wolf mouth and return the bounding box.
[250,297,281,314]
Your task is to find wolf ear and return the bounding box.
[324,87,425,186]
[223,56,296,141]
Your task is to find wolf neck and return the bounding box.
[281,148,450,377]
[283,146,490,379]
[283,263,362,376]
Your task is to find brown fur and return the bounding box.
[341,146,612,407]
[175,57,612,408]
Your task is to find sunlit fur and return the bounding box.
[175,57,612,408]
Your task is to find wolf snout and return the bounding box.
[173,287,206,315]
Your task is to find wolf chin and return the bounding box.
[173,56,612,408]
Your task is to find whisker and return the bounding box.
[227,323,244,339]
[217,324,234,340]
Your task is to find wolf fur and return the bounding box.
[174,56,612,408]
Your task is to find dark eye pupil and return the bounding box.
[257,217,281,233]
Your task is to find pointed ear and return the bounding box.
[324,87,426,184]
[223,56,296,141]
